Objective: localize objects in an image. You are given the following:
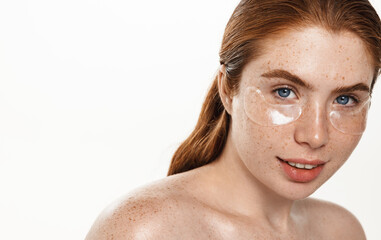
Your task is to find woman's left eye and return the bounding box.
[335,95,357,105]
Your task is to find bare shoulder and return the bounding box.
[299,198,366,240]
[85,172,201,240]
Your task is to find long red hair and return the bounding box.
[168,0,381,176]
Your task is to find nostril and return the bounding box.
[294,113,329,149]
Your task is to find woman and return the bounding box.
[86,0,380,239]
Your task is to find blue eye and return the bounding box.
[335,95,356,105]
[336,96,349,105]
[277,88,293,98]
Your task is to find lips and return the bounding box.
[277,157,326,183]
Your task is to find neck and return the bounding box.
[198,135,297,231]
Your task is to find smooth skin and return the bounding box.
[86,26,370,240]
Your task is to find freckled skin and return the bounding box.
[85,27,370,240]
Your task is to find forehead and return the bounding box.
[240,27,373,91]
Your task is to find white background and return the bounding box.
[0,0,380,239]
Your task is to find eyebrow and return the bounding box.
[261,69,313,89]
[261,69,370,94]
[333,83,370,94]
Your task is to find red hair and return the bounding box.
[168,0,381,176]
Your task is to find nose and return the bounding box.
[294,101,329,149]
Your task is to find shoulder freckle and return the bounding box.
[86,177,193,240]
[86,190,177,240]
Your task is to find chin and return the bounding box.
[276,182,322,200]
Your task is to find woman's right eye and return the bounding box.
[275,88,296,99]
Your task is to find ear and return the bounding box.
[217,65,233,114]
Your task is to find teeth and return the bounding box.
[296,163,304,168]
[287,161,318,169]
[304,164,315,169]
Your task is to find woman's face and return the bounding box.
[229,26,373,200]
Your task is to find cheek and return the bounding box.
[326,133,362,165]
[231,107,292,164]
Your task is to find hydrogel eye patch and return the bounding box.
[243,86,370,135]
